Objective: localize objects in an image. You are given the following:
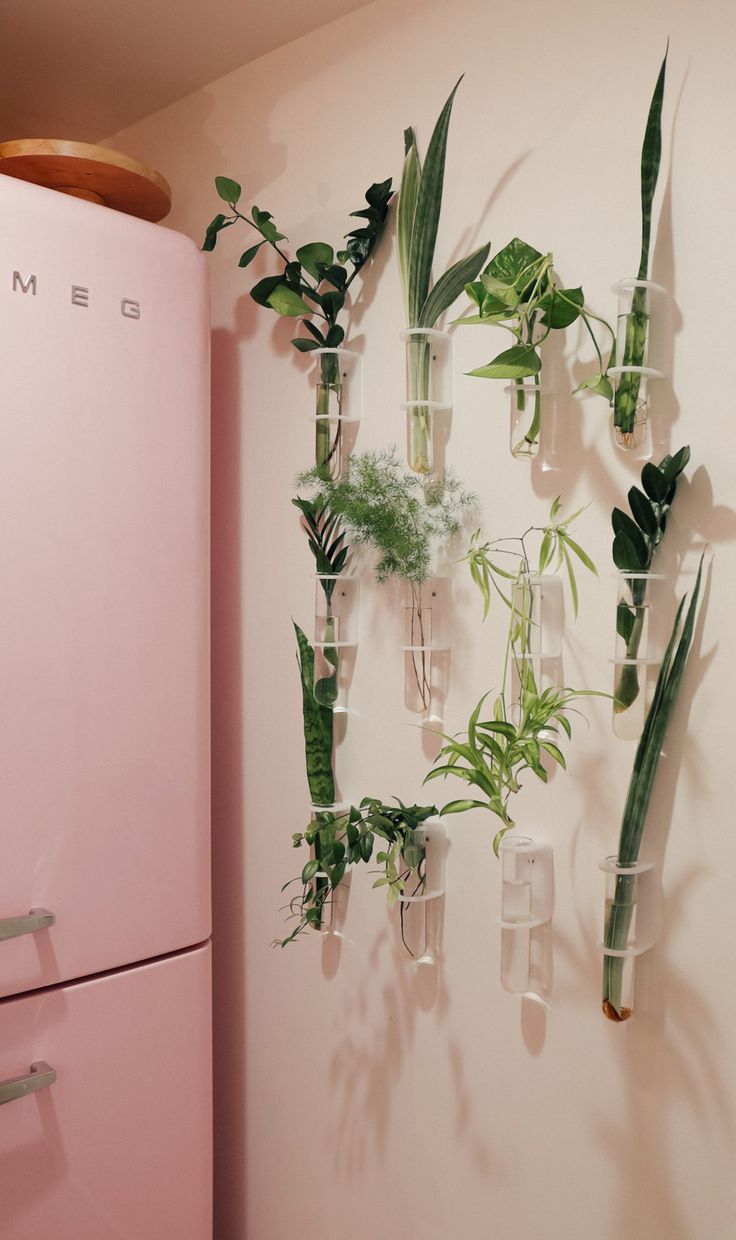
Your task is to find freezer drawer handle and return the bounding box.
[0,1062,57,1106]
[0,909,55,942]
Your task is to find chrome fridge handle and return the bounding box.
[0,909,55,942]
[0,1062,57,1106]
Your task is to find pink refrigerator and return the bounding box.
[0,176,212,1238]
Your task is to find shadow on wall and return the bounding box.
[326,921,502,1185]
[210,327,247,1240]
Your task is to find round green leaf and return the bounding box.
[267,285,312,317]
[215,176,241,204]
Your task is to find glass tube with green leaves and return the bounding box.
[602,559,703,1020]
[460,239,614,459]
[427,499,599,854]
[611,48,667,448]
[397,78,489,474]
[204,175,393,477]
[611,447,689,726]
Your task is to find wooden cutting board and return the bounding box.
[0,139,172,221]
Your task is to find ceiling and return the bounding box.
[0,0,374,143]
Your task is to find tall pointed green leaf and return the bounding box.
[419,242,490,328]
[398,131,422,323]
[638,45,668,280]
[407,78,463,326]
[294,623,335,806]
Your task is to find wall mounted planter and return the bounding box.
[498,835,554,998]
[314,573,359,711]
[600,855,657,1022]
[400,328,451,476]
[402,576,450,719]
[312,348,361,479]
[308,802,349,934]
[609,279,667,456]
[611,571,668,740]
[505,380,547,461]
[397,818,447,964]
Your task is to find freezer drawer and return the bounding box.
[0,942,212,1240]
[0,177,210,997]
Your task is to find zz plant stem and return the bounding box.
[612,446,690,715]
[602,557,704,1021]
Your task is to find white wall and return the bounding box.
[109,2,736,1236]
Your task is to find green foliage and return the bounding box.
[398,80,489,329]
[603,557,704,1019]
[203,175,393,355]
[292,498,349,601]
[461,237,614,410]
[612,446,690,714]
[611,446,689,574]
[275,798,437,948]
[426,686,589,856]
[296,449,476,586]
[461,496,597,622]
[613,46,668,437]
[293,623,334,807]
[431,503,600,852]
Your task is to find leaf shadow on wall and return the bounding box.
[561,562,734,1238]
[326,924,502,1180]
[210,328,247,1240]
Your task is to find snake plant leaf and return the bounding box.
[294,623,335,807]
[467,343,541,380]
[419,243,491,328]
[638,45,668,280]
[398,131,421,321]
[408,77,463,327]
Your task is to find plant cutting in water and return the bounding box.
[425,499,600,854]
[293,623,336,923]
[612,446,690,718]
[458,238,614,458]
[297,448,475,712]
[610,46,668,448]
[398,78,490,474]
[293,497,350,708]
[203,173,393,477]
[603,557,704,1021]
[276,798,438,951]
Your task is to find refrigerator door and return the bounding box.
[0,942,212,1240]
[0,178,211,997]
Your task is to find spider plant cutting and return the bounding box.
[612,446,690,722]
[398,78,490,474]
[426,499,599,853]
[297,448,475,713]
[293,497,350,708]
[203,173,393,477]
[610,46,668,449]
[276,798,438,951]
[602,557,704,1021]
[459,238,614,458]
